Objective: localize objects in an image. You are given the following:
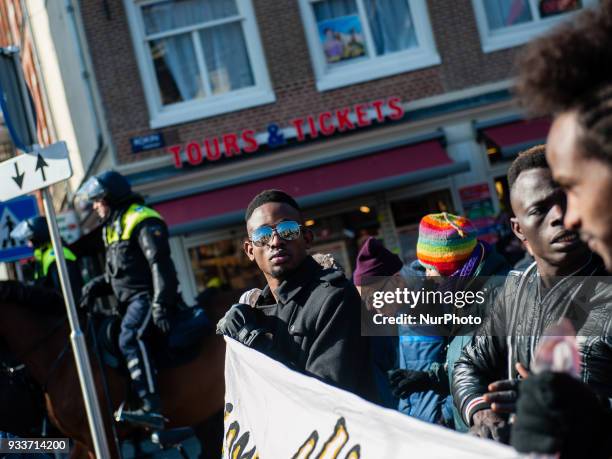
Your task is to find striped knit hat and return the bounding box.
[416,212,477,276]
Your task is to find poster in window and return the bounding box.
[539,0,581,18]
[317,15,366,64]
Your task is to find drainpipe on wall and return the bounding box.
[65,0,109,189]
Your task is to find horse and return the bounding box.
[0,281,237,459]
[0,343,48,438]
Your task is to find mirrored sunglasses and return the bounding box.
[250,220,302,247]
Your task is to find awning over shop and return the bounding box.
[154,138,469,235]
[477,117,551,158]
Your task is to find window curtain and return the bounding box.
[483,0,533,30]
[364,0,417,55]
[143,0,242,103]
[143,0,238,34]
[200,22,254,94]
[313,0,417,57]
[313,0,358,20]
[149,35,201,102]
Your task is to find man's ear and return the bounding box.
[510,217,526,243]
[243,239,255,262]
[303,227,314,249]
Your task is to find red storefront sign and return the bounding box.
[167,97,404,168]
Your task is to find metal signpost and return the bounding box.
[0,47,111,458]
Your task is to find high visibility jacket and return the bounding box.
[33,243,81,299]
[34,245,77,279]
[103,203,179,307]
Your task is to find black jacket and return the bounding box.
[251,256,379,402]
[39,260,82,302]
[452,256,612,426]
[104,204,179,308]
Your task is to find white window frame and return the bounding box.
[472,0,598,53]
[124,0,275,129]
[298,0,441,92]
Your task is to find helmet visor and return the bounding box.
[10,220,34,242]
[76,177,106,205]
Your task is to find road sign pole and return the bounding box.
[13,49,112,459]
[41,189,112,459]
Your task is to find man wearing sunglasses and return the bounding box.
[217,189,378,402]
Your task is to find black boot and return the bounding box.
[116,393,165,430]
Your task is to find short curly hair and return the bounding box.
[507,145,548,191]
[515,1,612,163]
[245,189,301,222]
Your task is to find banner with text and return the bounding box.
[223,338,518,459]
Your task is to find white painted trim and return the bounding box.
[123,0,275,129]
[143,14,243,40]
[149,87,276,129]
[299,0,440,91]
[471,0,598,53]
[315,50,441,92]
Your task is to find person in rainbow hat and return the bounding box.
[388,212,510,431]
[416,212,481,278]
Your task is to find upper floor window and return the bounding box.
[125,0,274,128]
[472,0,597,52]
[298,0,440,91]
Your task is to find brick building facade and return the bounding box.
[75,0,594,300]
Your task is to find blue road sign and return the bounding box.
[0,195,38,262]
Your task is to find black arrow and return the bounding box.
[12,162,24,189]
[35,153,48,182]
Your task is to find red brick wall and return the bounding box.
[80,0,520,165]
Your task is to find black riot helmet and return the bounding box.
[10,216,49,248]
[77,170,134,208]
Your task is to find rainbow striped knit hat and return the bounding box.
[416,212,477,276]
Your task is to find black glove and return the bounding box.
[152,303,171,334]
[470,409,510,443]
[387,369,435,398]
[484,378,520,414]
[216,304,269,348]
[511,372,612,458]
[79,275,109,309]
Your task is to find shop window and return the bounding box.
[472,0,596,52]
[306,205,381,275]
[125,0,274,128]
[298,0,440,91]
[391,190,454,263]
[485,138,504,165]
[494,176,511,214]
[188,236,265,293]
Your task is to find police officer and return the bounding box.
[76,170,179,429]
[11,216,81,300]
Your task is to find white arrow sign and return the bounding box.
[0,141,72,202]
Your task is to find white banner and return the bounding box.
[223,338,519,459]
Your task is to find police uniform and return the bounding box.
[33,243,81,299]
[11,216,82,300]
[102,202,179,402]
